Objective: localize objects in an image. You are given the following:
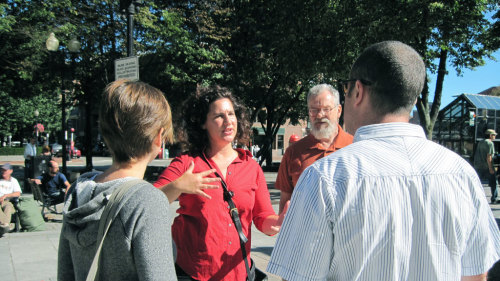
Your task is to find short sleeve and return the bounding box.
[59,173,68,183]
[275,148,293,193]
[461,182,500,275]
[12,178,22,193]
[267,166,334,280]
[489,141,495,155]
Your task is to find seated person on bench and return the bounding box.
[31,160,70,204]
[0,163,21,235]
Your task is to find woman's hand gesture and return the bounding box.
[161,161,220,202]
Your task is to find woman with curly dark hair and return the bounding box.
[154,86,287,281]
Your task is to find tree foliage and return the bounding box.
[413,0,498,139]
[0,0,226,166]
[226,0,353,165]
[0,0,64,141]
[0,0,498,164]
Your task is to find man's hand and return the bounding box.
[32,178,42,185]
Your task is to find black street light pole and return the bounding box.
[120,0,142,57]
[46,33,80,176]
[127,3,134,57]
[34,109,39,144]
[61,81,68,175]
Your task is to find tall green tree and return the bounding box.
[226,0,349,166]
[0,1,64,142]
[414,1,498,139]
[1,0,230,160]
[490,9,500,49]
[137,1,229,120]
[329,0,499,140]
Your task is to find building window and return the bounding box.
[277,135,284,150]
[272,135,284,150]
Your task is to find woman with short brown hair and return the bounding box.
[58,80,176,281]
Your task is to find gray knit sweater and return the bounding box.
[57,172,176,281]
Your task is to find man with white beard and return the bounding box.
[276,84,353,213]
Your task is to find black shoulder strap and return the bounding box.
[200,153,253,281]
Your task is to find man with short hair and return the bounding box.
[24,137,37,184]
[474,129,498,203]
[32,160,70,204]
[276,84,353,213]
[268,41,500,281]
[0,163,21,236]
[23,137,37,159]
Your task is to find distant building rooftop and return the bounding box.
[462,93,500,111]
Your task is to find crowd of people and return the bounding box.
[1,40,499,280]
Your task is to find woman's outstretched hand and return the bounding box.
[162,161,220,203]
[177,161,220,198]
[262,200,290,236]
[275,200,290,227]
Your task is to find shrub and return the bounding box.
[0,147,42,156]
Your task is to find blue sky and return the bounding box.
[427,9,500,109]
[427,50,500,109]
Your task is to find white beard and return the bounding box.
[311,118,336,140]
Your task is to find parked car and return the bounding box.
[52,143,81,158]
[51,143,62,156]
[68,146,81,158]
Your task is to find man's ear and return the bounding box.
[352,80,366,107]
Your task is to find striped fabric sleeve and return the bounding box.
[267,166,334,281]
[461,180,500,276]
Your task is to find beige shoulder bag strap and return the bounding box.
[85,179,144,281]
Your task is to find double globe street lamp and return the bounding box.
[45,32,80,176]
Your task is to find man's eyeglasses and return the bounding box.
[338,78,373,97]
[308,107,334,116]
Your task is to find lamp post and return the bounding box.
[120,0,143,56]
[34,109,39,141]
[46,33,80,176]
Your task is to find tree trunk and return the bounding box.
[416,48,447,140]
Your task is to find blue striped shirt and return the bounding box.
[267,122,500,281]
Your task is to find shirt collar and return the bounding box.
[201,148,248,165]
[353,122,426,143]
[234,148,250,163]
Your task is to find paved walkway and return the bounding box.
[0,155,499,280]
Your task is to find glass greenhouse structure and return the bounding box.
[434,94,500,164]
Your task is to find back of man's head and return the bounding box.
[350,41,426,115]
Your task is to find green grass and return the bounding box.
[0,147,41,156]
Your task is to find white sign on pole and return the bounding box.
[114,56,139,81]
